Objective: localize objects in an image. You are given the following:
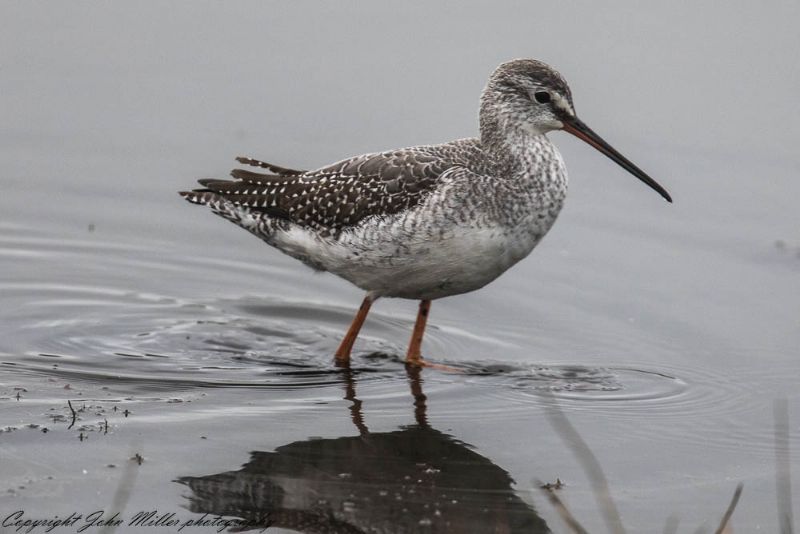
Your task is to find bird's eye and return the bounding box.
[534,91,551,104]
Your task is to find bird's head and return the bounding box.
[482,58,575,136]
[481,59,672,203]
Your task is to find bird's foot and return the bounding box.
[405,357,463,373]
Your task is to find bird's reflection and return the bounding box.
[176,363,550,533]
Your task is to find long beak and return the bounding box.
[562,116,672,203]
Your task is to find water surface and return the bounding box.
[1,3,799,532]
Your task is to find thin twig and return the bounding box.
[713,483,743,534]
[542,393,626,534]
[774,398,795,534]
[67,400,77,429]
[536,479,589,534]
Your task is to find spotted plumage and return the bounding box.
[183,142,477,237]
[179,58,670,365]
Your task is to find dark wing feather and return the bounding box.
[187,148,459,235]
[235,156,306,176]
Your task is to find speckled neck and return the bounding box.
[478,89,549,176]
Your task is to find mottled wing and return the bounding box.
[188,149,455,235]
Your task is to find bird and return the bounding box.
[180,58,671,368]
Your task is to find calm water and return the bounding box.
[1,3,799,533]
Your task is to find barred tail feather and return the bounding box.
[179,190,278,237]
[178,190,328,271]
[179,190,216,206]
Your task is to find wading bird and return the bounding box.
[180,59,671,367]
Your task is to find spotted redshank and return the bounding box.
[180,59,671,367]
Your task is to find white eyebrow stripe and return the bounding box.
[552,96,575,117]
[551,92,575,116]
[528,85,575,116]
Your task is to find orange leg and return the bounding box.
[334,295,373,365]
[405,301,462,372]
[405,299,431,365]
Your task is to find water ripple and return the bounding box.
[2,224,795,459]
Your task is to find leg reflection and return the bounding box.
[176,366,551,533]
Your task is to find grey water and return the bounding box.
[1,2,798,532]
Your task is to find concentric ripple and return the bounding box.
[3,289,414,391]
[0,226,683,400]
[2,224,795,460]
